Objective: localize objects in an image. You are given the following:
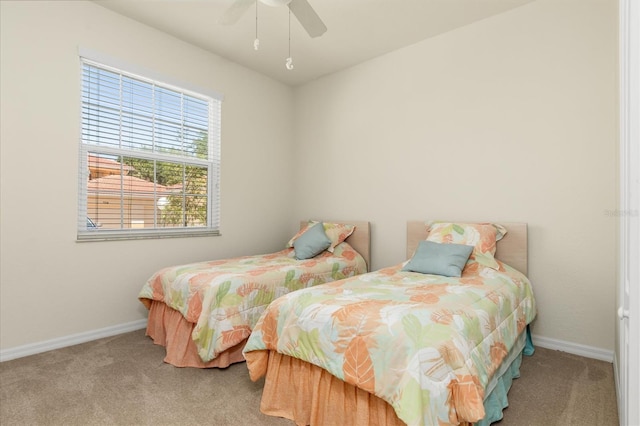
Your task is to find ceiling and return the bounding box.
[93,0,535,86]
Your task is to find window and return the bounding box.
[78,57,221,241]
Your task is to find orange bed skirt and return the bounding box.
[145,300,247,368]
[246,350,433,426]
[246,333,530,425]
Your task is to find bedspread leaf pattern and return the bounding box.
[343,336,376,393]
[244,260,536,426]
[138,242,366,362]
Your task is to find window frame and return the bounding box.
[77,52,222,242]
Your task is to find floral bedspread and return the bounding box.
[243,260,536,425]
[138,242,366,363]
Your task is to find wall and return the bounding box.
[0,0,619,358]
[292,0,618,353]
[0,1,295,350]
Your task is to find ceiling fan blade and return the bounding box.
[288,0,327,38]
[218,0,255,25]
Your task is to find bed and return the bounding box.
[138,220,371,368]
[243,221,536,425]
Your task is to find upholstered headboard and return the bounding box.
[406,221,528,276]
[300,220,371,271]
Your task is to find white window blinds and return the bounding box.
[78,58,221,240]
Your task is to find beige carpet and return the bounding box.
[0,330,618,425]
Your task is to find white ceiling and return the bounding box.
[93,0,535,86]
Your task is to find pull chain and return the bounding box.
[253,0,260,50]
[285,8,293,70]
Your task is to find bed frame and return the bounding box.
[406,221,528,275]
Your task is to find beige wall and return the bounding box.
[291,0,618,352]
[0,0,619,356]
[0,1,295,349]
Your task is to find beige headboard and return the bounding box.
[300,220,371,271]
[406,221,528,276]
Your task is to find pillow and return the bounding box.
[287,221,318,247]
[322,222,356,252]
[402,240,473,277]
[293,222,332,260]
[288,221,355,253]
[425,222,506,270]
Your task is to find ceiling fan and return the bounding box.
[219,0,327,38]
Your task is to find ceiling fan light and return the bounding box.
[260,0,292,7]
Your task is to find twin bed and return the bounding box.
[243,221,536,426]
[138,220,536,425]
[138,220,371,368]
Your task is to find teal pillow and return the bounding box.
[293,222,332,260]
[402,240,473,277]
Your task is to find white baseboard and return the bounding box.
[0,323,614,365]
[532,334,614,363]
[0,319,147,362]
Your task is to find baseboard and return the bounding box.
[1,323,614,364]
[0,319,147,362]
[532,334,614,363]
